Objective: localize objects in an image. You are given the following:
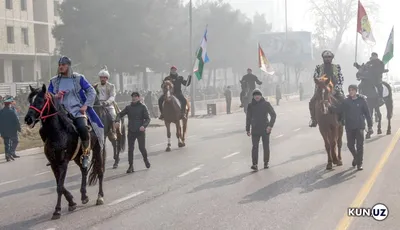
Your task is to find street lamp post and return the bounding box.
[189,0,195,116]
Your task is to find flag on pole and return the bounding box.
[194,28,209,80]
[383,26,394,65]
[357,0,375,45]
[258,43,274,74]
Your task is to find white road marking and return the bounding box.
[108,191,145,206]
[214,128,224,131]
[177,165,204,177]
[0,180,18,186]
[150,142,167,147]
[274,134,284,138]
[45,228,56,230]
[34,171,51,176]
[186,135,197,139]
[293,128,301,132]
[222,152,240,159]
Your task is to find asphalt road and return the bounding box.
[0,95,399,230]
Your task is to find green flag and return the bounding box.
[383,26,394,65]
[194,28,209,80]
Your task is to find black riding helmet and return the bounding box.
[58,56,72,65]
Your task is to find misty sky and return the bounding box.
[189,0,398,76]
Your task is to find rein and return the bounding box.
[29,93,59,121]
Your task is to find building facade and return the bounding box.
[0,0,60,85]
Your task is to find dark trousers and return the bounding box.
[2,136,18,156]
[346,129,364,166]
[251,134,270,165]
[127,131,148,165]
[240,91,245,104]
[376,83,383,98]
[226,98,231,113]
[73,117,89,142]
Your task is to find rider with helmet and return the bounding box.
[309,50,345,127]
[240,68,262,107]
[158,66,191,120]
[94,66,118,139]
[353,52,385,105]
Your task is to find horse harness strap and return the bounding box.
[29,93,59,121]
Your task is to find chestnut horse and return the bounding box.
[162,80,190,151]
[314,75,344,170]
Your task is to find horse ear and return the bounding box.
[29,85,35,92]
[42,84,47,93]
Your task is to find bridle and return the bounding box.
[29,93,58,121]
[163,81,173,101]
[316,76,334,115]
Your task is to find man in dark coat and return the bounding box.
[224,86,232,114]
[354,52,386,105]
[158,66,191,120]
[330,85,373,170]
[240,68,262,107]
[116,92,151,173]
[0,96,21,161]
[246,89,276,171]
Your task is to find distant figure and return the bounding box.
[246,89,276,171]
[0,96,21,161]
[224,86,232,114]
[144,91,156,118]
[275,85,282,106]
[240,68,262,107]
[299,82,304,101]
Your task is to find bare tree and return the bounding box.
[310,0,378,53]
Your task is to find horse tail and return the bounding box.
[382,81,394,119]
[88,141,106,186]
[118,118,126,153]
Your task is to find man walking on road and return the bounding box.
[0,96,21,161]
[116,92,151,173]
[246,89,276,171]
[330,85,373,170]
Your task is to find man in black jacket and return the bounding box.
[0,96,21,161]
[116,92,151,173]
[246,89,276,171]
[331,85,373,170]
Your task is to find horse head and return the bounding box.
[25,84,58,128]
[314,74,334,114]
[356,64,373,81]
[163,80,174,102]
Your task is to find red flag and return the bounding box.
[357,0,375,44]
[258,43,274,74]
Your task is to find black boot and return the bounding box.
[144,158,151,169]
[11,153,20,158]
[251,165,258,171]
[264,162,269,169]
[309,119,317,127]
[81,140,90,168]
[126,164,134,173]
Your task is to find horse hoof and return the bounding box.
[387,130,391,135]
[166,147,171,152]
[326,163,333,170]
[378,130,382,135]
[336,160,343,166]
[178,143,184,148]
[51,213,61,220]
[82,197,89,204]
[68,203,77,212]
[96,197,104,206]
[365,134,371,139]
[112,164,118,169]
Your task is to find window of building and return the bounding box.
[5,0,13,10]
[54,1,60,16]
[21,0,27,11]
[21,28,29,45]
[7,26,14,44]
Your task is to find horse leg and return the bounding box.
[111,136,119,169]
[320,129,333,170]
[385,99,393,135]
[93,142,105,205]
[165,122,172,152]
[51,159,69,220]
[176,123,184,147]
[366,106,373,139]
[336,126,344,166]
[74,155,89,204]
[376,107,382,134]
[181,118,187,147]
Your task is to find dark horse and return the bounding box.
[24,85,106,220]
[92,85,126,169]
[162,80,189,151]
[314,75,344,170]
[356,64,393,139]
[240,80,252,114]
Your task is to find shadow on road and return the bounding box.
[188,172,255,193]
[239,164,357,204]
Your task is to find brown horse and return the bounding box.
[162,80,190,151]
[314,75,344,170]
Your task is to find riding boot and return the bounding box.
[81,140,90,168]
[126,164,134,174]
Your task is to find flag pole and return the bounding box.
[355,0,360,62]
[189,0,195,117]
